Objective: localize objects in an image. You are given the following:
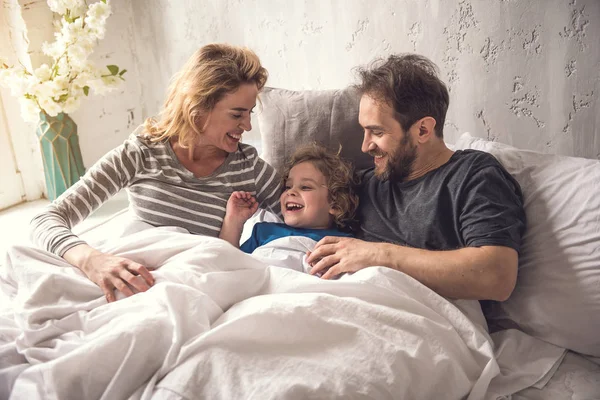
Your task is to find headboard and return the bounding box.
[256,87,372,173]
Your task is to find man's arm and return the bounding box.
[306,237,517,301]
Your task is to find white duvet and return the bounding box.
[0,222,564,400]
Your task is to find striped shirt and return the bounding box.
[30,131,282,256]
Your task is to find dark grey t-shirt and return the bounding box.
[357,149,525,252]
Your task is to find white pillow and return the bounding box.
[455,133,600,357]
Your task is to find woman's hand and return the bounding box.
[64,244,155,302]
[225,191,259,227]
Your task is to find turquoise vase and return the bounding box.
[36,112,86,201]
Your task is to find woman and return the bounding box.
[30,44,282,302]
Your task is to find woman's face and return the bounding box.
[198,83,258,153]
[280,162,334,230]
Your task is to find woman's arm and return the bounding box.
[252,156,282,217]
[31,142,135,255]
[30,139,154,302]
[63,244,155,302]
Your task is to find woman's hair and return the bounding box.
[355,54,449,138]
[144,43,268,147]
[282,144,359,231]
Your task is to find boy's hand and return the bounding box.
[225,191,259,226]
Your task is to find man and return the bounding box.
[307,54,525,301]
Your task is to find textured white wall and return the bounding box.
[67,1,143,167]
[74,0,600,167]
[1,0,52,201]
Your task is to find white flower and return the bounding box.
[85,2,110,38]
[88,75,120,95]
[3,0,122,121]
[38,97,62,117]
[0,67,14,86]
[87,23,106,40]
[60,16,84,43]
[19,98,40,122]
[86,1,110,20]
[63,95,81,113]
[72,62,99,85]
[67,42,94,67]
[54,57,70,77]
[85,2,111,26]
[52,75,69,93]
[48,0,85,17]
[30,74,69,103]
[47,0,68,15]
[33,80,57,100]
[6,72,37,97]
[34,64,53,81]
[42,39,65,59]
[66,1,87,19]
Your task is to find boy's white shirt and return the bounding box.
[250,235,317,274]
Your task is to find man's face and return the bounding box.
[358,94,417,182]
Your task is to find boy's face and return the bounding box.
[280,162,334,230]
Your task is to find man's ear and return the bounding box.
[414,117,437,143]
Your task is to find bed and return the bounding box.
[1,87,598,399]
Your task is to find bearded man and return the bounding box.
[307,54,526,302]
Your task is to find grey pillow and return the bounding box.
[257,87,372,173]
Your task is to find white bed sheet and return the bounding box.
[0,209,593,399]
[513,351,600,399]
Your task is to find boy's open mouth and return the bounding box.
[285,202,304,211]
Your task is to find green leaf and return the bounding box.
[119,69,127,76]
[57,93,69,102]
[106,65,119,75]
[102,0,107,3]
[83,86,90,96]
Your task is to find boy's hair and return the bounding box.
[282,144,359,231]
[355,53,449,138]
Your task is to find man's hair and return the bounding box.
[144,43,268,147]
[282,144,359,231]
[355,54,450,138]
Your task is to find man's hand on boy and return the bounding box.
[306,237,383,280]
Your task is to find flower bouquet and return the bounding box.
[0,0,126,200]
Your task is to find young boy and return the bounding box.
[219,144,358,273]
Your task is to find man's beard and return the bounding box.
[372,135,417,182]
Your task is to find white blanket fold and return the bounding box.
[0,226,563,400]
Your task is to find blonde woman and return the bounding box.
[30,44,282,302]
